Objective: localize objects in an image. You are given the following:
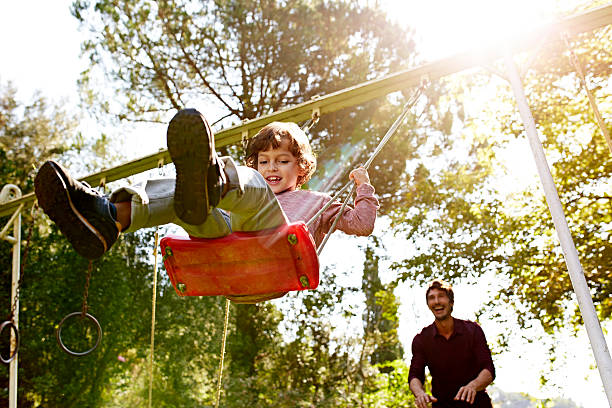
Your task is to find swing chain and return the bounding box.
[301,109,321,133]
[97,177,107,194]
[80,261,93,317]
[157,157,166,176]
[562,32,612,155]
[8,203,38,321]
[55,260,102,356]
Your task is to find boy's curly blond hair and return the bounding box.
[245,122,316,188]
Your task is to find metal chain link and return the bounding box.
[8,203,38,321]
[80,261,93,317]
[301,110,321,132]
[562,32,612,155]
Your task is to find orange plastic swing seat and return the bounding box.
[160,222,320,298]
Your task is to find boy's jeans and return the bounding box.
[109,157,288,236]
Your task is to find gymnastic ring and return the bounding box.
[55,312,102,356]
[0,320,19,364]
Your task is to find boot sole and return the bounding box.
[35,161,107,259]
[167,109,214,225]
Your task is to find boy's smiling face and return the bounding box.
[257,139,304,194]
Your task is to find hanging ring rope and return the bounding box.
[215,298,231,408]
[1,202,38,364]
[148,227,160,408]
[56,260,102,356]
[308,85,424,254]
[562,32,611,155]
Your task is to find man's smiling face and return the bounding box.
[426,288,453,321]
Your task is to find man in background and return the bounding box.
[408,279,495,407]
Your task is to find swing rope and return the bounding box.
[147,227,160,408]
[563,33,612,155]
[308,86,423,254]
[215,298,231,408]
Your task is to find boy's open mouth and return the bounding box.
[266,176,281,183]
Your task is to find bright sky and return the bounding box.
[383,0,570,61]
[1,1,610,407]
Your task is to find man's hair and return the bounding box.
[245,122,316,188]
[425,279,454,304]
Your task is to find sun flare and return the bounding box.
[384,0,571,60]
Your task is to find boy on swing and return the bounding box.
[35,109,379,299]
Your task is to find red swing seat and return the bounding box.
[160,222,320,298]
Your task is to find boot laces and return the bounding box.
[81,181,104,198]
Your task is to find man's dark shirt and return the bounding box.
[408,318,496,408]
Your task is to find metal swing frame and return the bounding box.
[1,4,611,407]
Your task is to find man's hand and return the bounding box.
[414,391,438,408]
[454,383,478,404]
[454,368,494,404]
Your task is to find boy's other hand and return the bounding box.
[349,166,370,186]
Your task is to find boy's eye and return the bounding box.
[280,160,289,164]
[258,160,268,165]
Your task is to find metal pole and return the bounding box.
[504,52,612,406]
[9,202,20,408]
[1,185,22,408]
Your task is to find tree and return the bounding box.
[0,82,80,406]
[388,18,611,334]
[70,0,425,200]
[0,81,78,189]
[71,0,416,123]
[0,83,226,407]
[362,360,416,408]
[240,267,366,407]
[361,237,403,372]
[69,1,424,406]
[493,25,612,330]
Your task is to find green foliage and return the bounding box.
[389,23,611,334]
[7,0,608,406]
[0,224,153,406]
[362,360,416,408]
[361,238,403,372]
[0,81,78,189]
[221,269,362,407]
[495,27,612,330]
[70,0,430,204]
[63,1,426,406]
[71,0,416,122]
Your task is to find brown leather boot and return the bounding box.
[166,108,226,225]
[34,160,120,259]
